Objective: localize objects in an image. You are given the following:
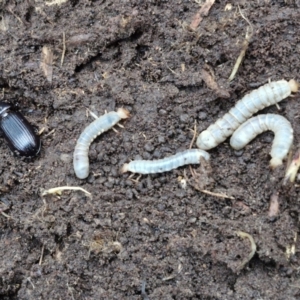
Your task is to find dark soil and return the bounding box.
[1,1,300,299]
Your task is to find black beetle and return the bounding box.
[0,102,41,157]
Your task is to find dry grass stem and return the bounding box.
[41,46,53,83]
[228,6,253,82]
[200,189,235,199]
[61,32,66,67]
[42,186,92,198]
[236,231,256,270]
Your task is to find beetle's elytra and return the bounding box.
[0,102,41,157]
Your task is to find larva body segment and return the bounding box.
[230,114,293,168]
[121,149,210,174]
[74,108,130,179]
[196,79,298,150]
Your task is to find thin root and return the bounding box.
[189,165,196,179]
[198,189,234,200]
[26,277,35,289]
[8,8,24,25]
[236,230,256,270]
[189,121,197,149]
[1,211,12,219]
[188,122,199,178]
[44,129,55,137]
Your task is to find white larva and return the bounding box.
[121,149,210,174]
[196,79,298,150]
[230,114,293,168]
[73,108,130,179]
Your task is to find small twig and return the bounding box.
[44,129,56,137]
[189,121,198,177]
[199,189,235,199]
[61,32,66,67]
[1,211,12,219]
[38,127,46,135]
[39,244,45,266]
[26,277,35,289]
[189,165,196,178]
[188,168,235,199]
[201,69,230,98]
[190,0,215,30]
[166,65,178,75]
[228,5,253,82]
[8,8,24,25]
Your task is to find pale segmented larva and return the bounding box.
[197,79,298,150]
[230,114,293,168]
[121,149,210,174]
[74,108,130,179]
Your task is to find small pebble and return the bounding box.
[198,112,207,120]
[157,136,165,144]
[177,134,186,142]
[144,142,154,152]
[180,114,189,123]
[159,109,167,115]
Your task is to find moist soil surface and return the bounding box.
[1,1,300,299]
